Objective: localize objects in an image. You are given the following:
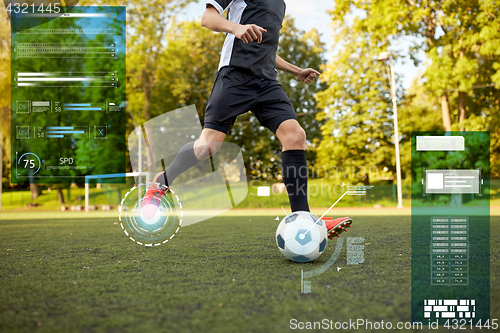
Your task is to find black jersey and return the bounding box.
[206,0,286,80]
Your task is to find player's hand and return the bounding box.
[296,68,320,84]
[233,24,267,44]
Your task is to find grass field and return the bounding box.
[0,211,498,332]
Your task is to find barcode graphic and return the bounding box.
[424,299,475,319]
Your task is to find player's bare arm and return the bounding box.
[276,55,320,84]
[201,5,267,43]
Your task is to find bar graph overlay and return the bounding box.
[46,126,89,139]
[63,103,105,111]
[14,71,118,88]
[14,42,117,59]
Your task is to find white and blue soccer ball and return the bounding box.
[275,211,328,263]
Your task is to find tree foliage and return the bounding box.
[0,6,10,186]
[315,3,396,184]
[401,0,500,174]
[398,80,443,180]
[317,0,500,182]
[82,0,196,126]
[154,20,225,121]
[124,0,195,124]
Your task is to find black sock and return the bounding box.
[281,150,309,212]
[158,142,199,187]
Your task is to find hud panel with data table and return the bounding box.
[411,132,490,325]
[10,6,126,183]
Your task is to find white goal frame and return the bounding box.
[84,172,150,212]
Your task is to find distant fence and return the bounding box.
[2,179,500,211]
[0,187,87,210]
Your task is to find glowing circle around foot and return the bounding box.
[119,183,182,246]
[140,204,163,225]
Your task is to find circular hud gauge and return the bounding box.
[17,152,41,176]
[119,183,182,247]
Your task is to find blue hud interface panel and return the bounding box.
[411,132,490,325]
[10,5,125,183]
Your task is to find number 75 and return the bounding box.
[23,159,35,168]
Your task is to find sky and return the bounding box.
[180,0,425,89]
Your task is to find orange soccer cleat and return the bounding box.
[141,172,169,219]
[321,216,353,239]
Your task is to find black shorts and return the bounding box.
[204,66,297,134]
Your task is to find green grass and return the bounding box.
[0,212,498,332]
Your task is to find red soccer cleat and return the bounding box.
[321,216,353,239]
[141,172,168,219]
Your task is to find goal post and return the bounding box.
[84,172,150,212]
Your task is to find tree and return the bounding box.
[398,79,444,180]
[420,0,500,131]
[0,6,10,177]
[1,1,198,203]
[317,0,500,182]
[0,7,8,206]
[315,5,396,184]
[153,20,225,121]
[124,0,195,124]
[81,0,195,126]
[8,6,102,201]
[399,0,500,174]
[120,0,195,171]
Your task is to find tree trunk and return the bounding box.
[441,93,452,131]
[142,68,152,120]
[244,159,252,181]
[56,186,65,205]
[0,131,2,210]
[458,91,466,131]
[26,130,39,200]
[241,159,248,181]
[450,193,462,207]
[30,183,39,201]
[363,172,370,185]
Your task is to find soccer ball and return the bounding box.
[275,211,328,263]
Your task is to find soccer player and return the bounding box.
[142,0,352,237]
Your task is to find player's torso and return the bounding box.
[222,0,286,79]
[228,0,286,45]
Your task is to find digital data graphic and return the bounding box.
[290,186,369,293]
[411,132,490,324]
[10,5,126,183]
